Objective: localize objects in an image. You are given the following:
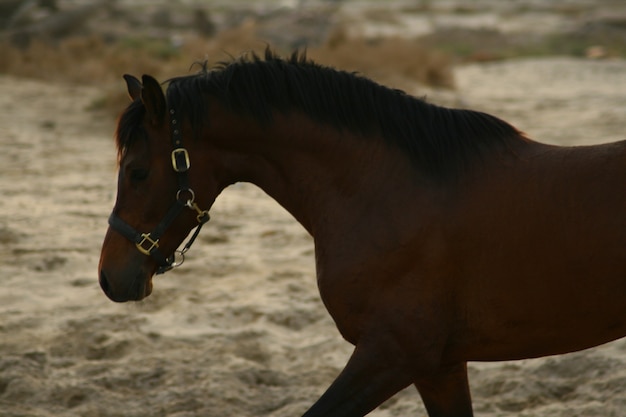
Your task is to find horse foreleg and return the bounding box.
[302,341,414,417]
[414,362,474,417]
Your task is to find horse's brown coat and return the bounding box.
[99,54,626,417]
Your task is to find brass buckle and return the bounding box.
[136,233,159,256]
[171,148,190,172]
[190,202,211,224]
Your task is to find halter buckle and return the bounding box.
[171,148,190,172]
[136,233,159,256]
[190,201,211,224]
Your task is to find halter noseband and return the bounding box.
[107,108,210,275]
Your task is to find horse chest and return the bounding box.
[314,236,452,345]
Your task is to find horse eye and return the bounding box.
[130,168,149,182]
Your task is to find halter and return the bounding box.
[107,108,210,275]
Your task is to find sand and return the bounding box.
[1,53,626,417]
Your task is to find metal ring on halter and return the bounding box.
[170,250,185,268]
[176,188,196,206]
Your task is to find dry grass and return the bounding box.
[1,36,181,85]
[0,20,454,115]
[310,27,454,89]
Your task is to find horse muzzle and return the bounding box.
[99,263,153,302]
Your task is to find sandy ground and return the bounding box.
[1,54,626,416]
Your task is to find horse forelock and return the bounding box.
[162,48,528,179]
[115,99,145,164]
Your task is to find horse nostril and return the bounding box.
[99,269,111,295]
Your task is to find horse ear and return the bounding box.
[140,74,166,125]
[123,74,142,101]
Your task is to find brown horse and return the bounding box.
[98,50,626,417]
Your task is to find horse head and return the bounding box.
[98,74,216,302]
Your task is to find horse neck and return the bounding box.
[208,109,418,238]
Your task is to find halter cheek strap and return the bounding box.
[107,108,210,275]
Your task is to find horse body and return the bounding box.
[98,51,626,416]
[246,113,626,362]
[447,141,626,361]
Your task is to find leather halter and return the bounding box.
[107,108,210,275]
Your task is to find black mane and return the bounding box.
[121,49,527,178]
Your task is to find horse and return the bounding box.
[98,49,626,417]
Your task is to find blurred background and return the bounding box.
[2,0,625,114]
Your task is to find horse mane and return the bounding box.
[120,48,528,178]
